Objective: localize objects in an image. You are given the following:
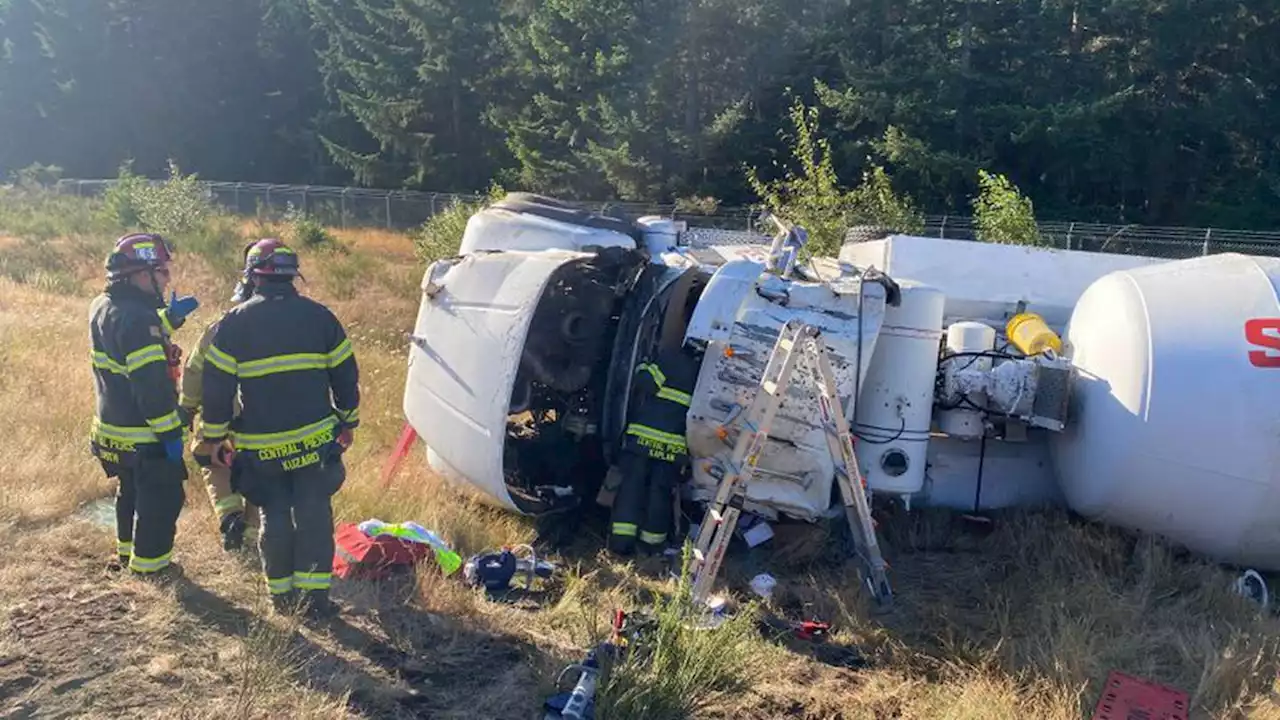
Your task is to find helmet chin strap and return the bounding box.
[231,274,257,303]
[147,268,164,306]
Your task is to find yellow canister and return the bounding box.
[1005,312,1063,356]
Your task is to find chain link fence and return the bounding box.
[917,216,1280,261]
[53,178,1280,260]
[52,178,759,232]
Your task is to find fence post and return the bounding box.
[1066,222,1075,251]
[341,188,349,229]
[234,183,242,215]
[939,215,948,239]
[385,193,392,229]
[1202,228,1212,256]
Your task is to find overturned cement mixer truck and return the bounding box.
[401,192,1280,604]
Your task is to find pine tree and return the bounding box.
[309,0,507,190]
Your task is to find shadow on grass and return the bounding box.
[175,571,553,719]
[330,572,554,719]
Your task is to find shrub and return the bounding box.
[98,162,149,229]
[972,169,1045,246]
[412,184,505,263]
[746,98,923,256]
[96,160,252,265]
[100,159,218,237]
[283,203,340,251]
[9,162,64,190]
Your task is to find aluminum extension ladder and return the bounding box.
[688,319,894,610]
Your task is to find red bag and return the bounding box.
[333,522,432,580]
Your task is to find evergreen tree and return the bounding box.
[309,0,507,190]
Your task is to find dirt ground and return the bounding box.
[0,514,556,720]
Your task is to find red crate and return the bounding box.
[1091,670,1189,720]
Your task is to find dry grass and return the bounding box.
[1,210,1279,719]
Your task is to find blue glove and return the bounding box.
[163,438,185,464]
[166,291,200,327]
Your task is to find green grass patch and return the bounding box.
[596,550,764,720]
[176,214,252,275]
[0,188,115,241]
[324,252,374,301]
[0,242,85,296]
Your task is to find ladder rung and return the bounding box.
[691,319,894,611]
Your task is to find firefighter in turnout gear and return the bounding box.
[608,342,699,556]
[90,233,200,576]
[179,241,260,551]
[199,238,359,618]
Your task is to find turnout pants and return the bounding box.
[109,455,187,574]
[235,454,345,605]
[608,450,681,555]
[202,463,257,528]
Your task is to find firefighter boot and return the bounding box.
[271,589,299,615]
[133,562,183,587]
[300,590,337,621]
[221,511,247,551]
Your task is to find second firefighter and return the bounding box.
[609,342,700,556]
[199,238,360,618]
[179,241,263,551]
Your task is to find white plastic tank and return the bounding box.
[1051,253,1280,571]
[936,321,997,440]
[854,280,945,497]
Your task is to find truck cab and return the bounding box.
[403,193,708,516]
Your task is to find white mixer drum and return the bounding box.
[1051,253,1280,570]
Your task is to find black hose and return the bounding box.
[934,350,1023,414]
[973,432,987,513]
[854,416,906,445]
[938,350,1021,363]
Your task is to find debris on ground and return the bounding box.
[541,609,639,720]
[463,544,557,594]
[1090,670,1189,720]
[749,572,777,600]
[756,611,866,670]
[333,519,462,580]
